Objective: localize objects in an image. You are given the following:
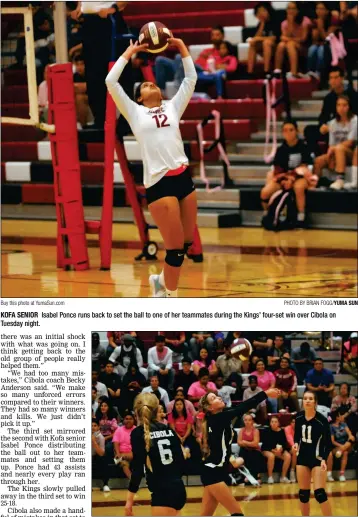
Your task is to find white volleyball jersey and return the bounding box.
[81,2,115,13]
[106,55,197,188]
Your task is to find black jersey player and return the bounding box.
[198,387,280,516]
[294,390,333,516]
[125,392,186,516]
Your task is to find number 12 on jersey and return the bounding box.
[152,114,170,128]
[301,425,312,443]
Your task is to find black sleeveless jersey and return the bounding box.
[294,411,332,461]
[128,422,185,494]
[204,391,267,468]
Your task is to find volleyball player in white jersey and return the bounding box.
[106,38,197,298]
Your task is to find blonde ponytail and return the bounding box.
[134,392,159,453]
[198,393,212,460]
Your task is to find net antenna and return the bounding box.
[1,6,55,133]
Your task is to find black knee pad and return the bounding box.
[165,249,185,267]
[184,242,193,254]
[231,514,244,516]
[314,488,328,504]
[299,489,310,503]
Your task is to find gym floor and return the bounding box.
[92,480,358,516]
[2,221,357,298]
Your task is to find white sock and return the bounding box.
[165,288,178,298]
[297,212,305,222]
[159,270,165,287]
[263,209,268,216]
[350,166,357,186]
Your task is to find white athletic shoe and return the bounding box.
[327,472,334,482]
[290,470,297,483]
[330,177,344,190]
[339,474,346,482]
[102,485,111,492]
[149,274,165,298]
[267,476,274,484]
[344,181,357,189]
[280,477,291,484]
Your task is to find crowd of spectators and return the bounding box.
[92,331,357,491]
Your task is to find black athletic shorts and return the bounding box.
[151,479,187,510]
[201,466,231,487]
[146,168,195,205]
[297,455,322,470]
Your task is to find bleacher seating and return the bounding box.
[1,1,357,231]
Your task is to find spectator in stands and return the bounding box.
[339,1,358,40]
[73,54,92,128]
[66,1,83,60]
[305,358,335,407]
[70,1,133,130]
[92,387,99,416]
[331,382,358,434]
[168,398,194,449]
[261,415,292,484]
[147,335,175,392]
[247,2,280,77]
[92,418,110,492]
[267,334,291,372]
[167,388,197,418]
[342,332,358,379]
[188,367,217,408]
[274,1,311,78]
[261,120,312,227]
[215,374,236,408]
[304,66,358,157]
[252,359,278,413]
[106,331,137,356]
[248,353,261,373]
[313,95,357,189]
[174,359,197,396]
[214,332,228,355]
[284,415,297,482]
[327,408,355,481]
[196,41,238,99]
[38,65,49,124]
[120,363,146,413]
[307,2,340,82]
[291,341,317,383]
[160,331,189,363]
[246,333,273,360]
[154,25,227,94]
[95,398,118,458]
[99,361,122,410]
[112,410,136,480]
[98,395,120,422]
[242,375,268,424]
[274,357,300,412]
[216,343,244,397]
[156,401,168,424]
[92,333,106,369]
[237,413,263,484]
[109,334,147,380]
[92,369,108,400]
[189,332,215,360]
[33,9,55,71]
[193,347,218,378]
[142,374,170,410]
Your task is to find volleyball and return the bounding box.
[139,21,171,53]
[230,338,252,361]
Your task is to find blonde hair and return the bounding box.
[134,392,159,452]
[198,393,212,460]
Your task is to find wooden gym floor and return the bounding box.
[1,220,357,298]
[92,481,358,516]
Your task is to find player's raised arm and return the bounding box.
[168,38,197,118]
[105,40,148,121]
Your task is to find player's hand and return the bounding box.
[320,124,329,135]
[124,504,133,516]
[321,460,327,471]
[71,6,82,20]
[292,443,299,453]
[98,7,115,18]
[126,40,149,58]
[167,37,185,48]
[265,388,281,399]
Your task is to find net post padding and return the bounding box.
[98,62,116,270]
[47,63,89,271]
